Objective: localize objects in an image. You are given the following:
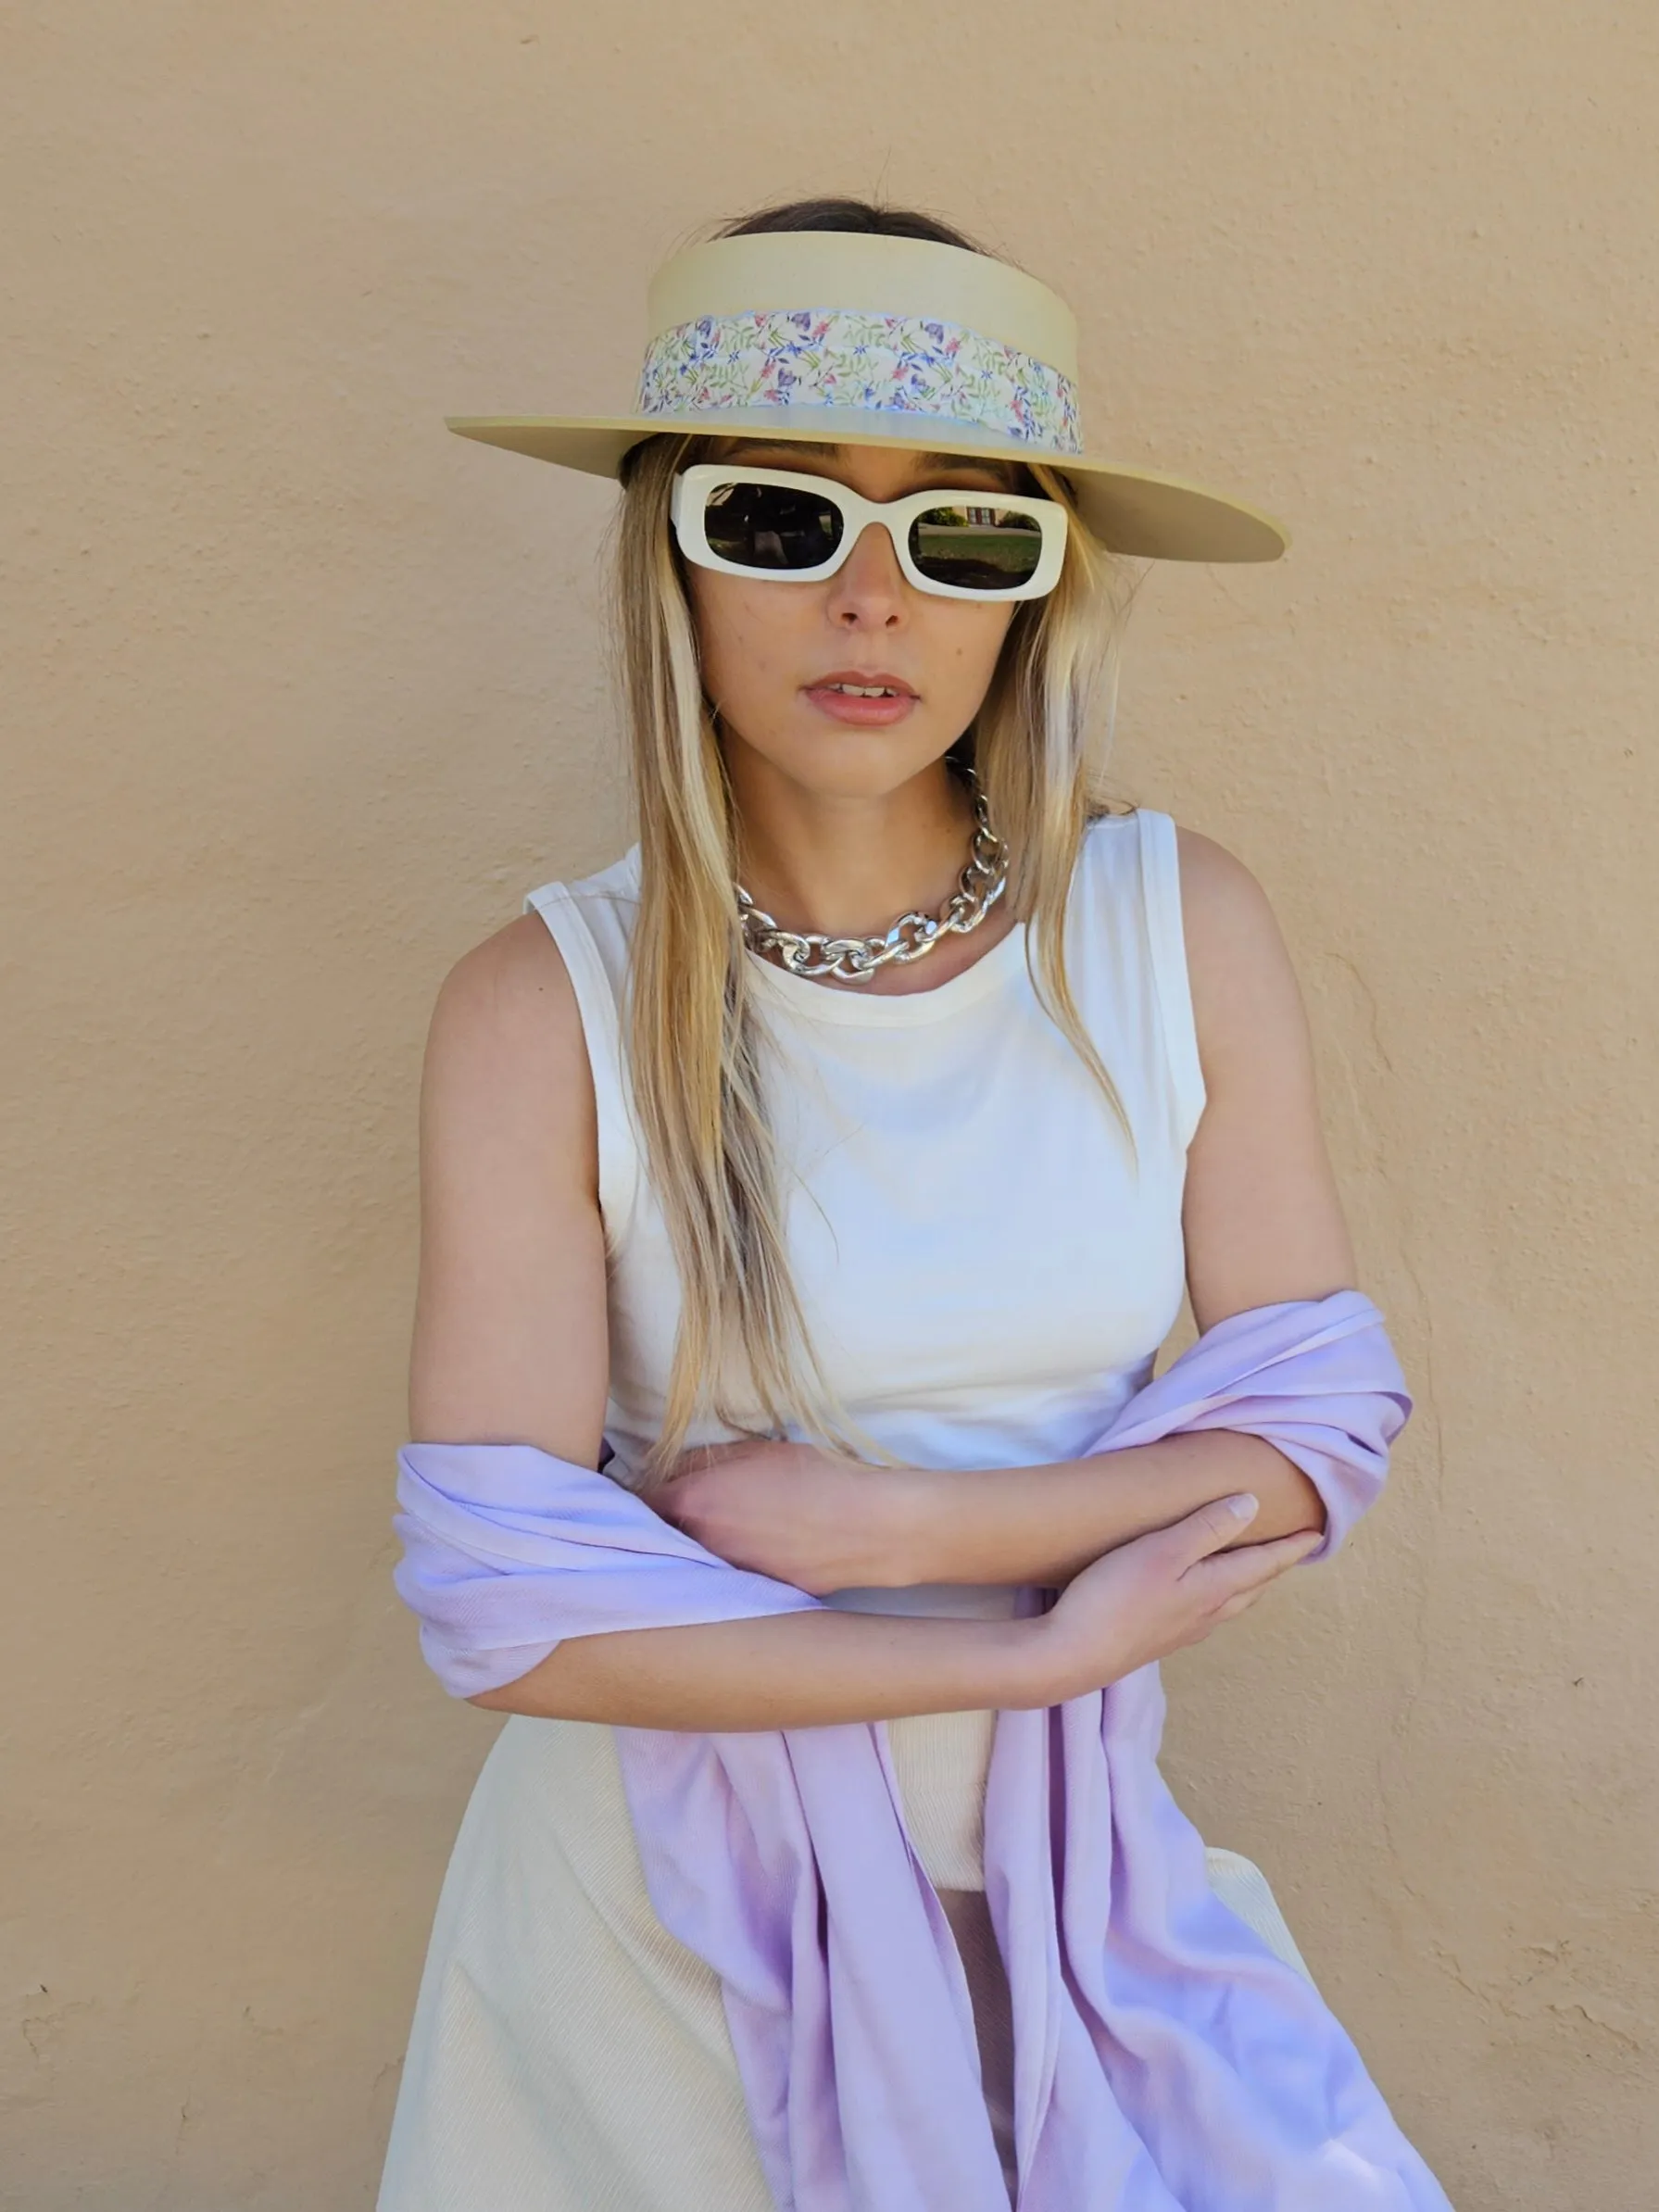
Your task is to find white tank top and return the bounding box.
[526,810,1205,1890]
[523,807,1205,1593]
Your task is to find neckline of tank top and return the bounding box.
[576,813,1141,1029]
[741,911,1031,1025]
[733,808,1142,1026]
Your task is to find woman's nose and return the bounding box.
[823,522,909,626]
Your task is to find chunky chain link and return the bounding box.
[735,790,1009,986]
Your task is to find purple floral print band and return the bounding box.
[635,307,1084,455]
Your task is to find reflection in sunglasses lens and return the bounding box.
[910,506,1042,590]
[703,482,843,570]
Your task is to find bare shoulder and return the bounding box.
[1171,823,1313,1084]
[419,910,600,1222]
[1173,823,1285,959]
[426,911,589,1105]
[409,909,607,1454]
[1171,825,1353,1314]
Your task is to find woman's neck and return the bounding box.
[725,748,982,943]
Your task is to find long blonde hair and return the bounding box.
[610,207,1143,1476]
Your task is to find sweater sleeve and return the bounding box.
[1087,1290,1413,1562]
[392,1442,824,1697]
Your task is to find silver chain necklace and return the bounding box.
[735,788,1010,987]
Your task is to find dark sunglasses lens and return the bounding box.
[910,505,1043,591]
[702,481,844,571]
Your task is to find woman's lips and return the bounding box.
[802,675,919,727]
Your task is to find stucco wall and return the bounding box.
[6,4,1655,2205]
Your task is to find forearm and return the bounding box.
[899,1432,1326,1590]
[468,1607,1055,1730]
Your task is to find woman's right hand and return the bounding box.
[1033,1494,1325,1703]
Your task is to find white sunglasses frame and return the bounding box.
[669,462,1069,602]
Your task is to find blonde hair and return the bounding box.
[609,428,1142,1478]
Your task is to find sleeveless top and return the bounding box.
[522,807,1206,1630]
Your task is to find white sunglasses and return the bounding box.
[669,462,1069,602]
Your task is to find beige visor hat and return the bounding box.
[446,230,1287,563]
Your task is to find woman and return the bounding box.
[381,201,1452,2209]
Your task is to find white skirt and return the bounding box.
[376,1710,1313,2212]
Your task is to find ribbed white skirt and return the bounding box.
[376,1711,1313,2212]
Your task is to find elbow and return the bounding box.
[465,1676,545,1715]
[1287,1466,1327,1541]
[463,1649,573,1718]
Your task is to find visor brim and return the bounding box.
[443,409,1288,564]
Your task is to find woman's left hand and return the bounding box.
[654,1438,925,1595]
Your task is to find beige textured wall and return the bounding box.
[6,3,1655,2205]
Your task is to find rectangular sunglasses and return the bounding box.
[670,462,1069,602]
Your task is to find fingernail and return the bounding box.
[1225,1493,1260,1523]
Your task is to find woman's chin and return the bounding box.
[723,722,960,806]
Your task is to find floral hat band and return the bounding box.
[446,231,1288,563]
[635,305,1084,456]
